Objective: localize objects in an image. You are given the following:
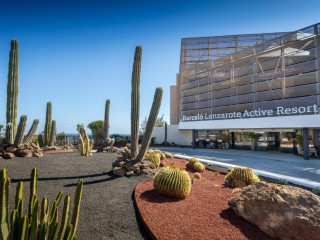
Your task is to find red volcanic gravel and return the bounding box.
[135,158,275,240]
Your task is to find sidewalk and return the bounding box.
[156,147,320,188]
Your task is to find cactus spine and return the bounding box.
[14,115,27,145]
[6,39,19,139]
[5,123,14,145]
[78,128,92,156]
[44,102,52,146]
[49,120,57,146]
[130,46,142,159]
[104,99,110,140]
[23,119,39,144]
[136,87,163,162]
[0,168,83,240]
[153,166,191,198]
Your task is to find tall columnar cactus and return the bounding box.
[48,120,57,146]
[153,166,191,198]
[38,134,44,147]
[23,119,40,144]
[78,128,93,156]
[6,39,19,138]
[0,167,83,240]
[136,87,163,162]
[104,99,110,140]
[5,123,14,145]
[14,115,27,145]
[44,102,52,146]
[130,46,142,159]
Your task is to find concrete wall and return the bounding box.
[152,124,192,146]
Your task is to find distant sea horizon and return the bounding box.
[63,133,130,139]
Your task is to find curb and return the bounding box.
[174,154,320,189]
[133,180,157,240]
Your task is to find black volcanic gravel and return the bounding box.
[0,152,151,240]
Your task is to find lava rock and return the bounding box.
[113,167,126,177]
[126,171,134,177]
[3,152,14,159]
[16,149,32,157]
[228,181,320,240]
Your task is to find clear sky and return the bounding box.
[0,0,319,134]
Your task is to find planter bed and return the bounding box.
[134,158,275,240]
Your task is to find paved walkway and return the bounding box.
[156,147,320,186]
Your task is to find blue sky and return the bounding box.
[0,0,319,134]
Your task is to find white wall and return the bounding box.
[152,125,192,146]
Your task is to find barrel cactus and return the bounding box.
[226,167,260,185]
[193,162,205,173]
[232,179,247,188]
[160,153,166,160]
[230,167,255,184]
[0,167,83,240]
[187,157,199,168]
[225,173,233,183]
[153,166,191,198]
[145,153,161,167]
[164,152,173,158]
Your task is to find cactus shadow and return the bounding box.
[64,170,121,187]
[139,189,183,203]
[11,170,122,187]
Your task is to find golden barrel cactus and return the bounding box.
[153,166,191,198]
[187,157,199,168]
[164,152,173,158]
[226,167,259,185]
[193,162,205,172]
[145,153,161,167]
[232,179,247,188]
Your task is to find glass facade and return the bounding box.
[179,23,320,122]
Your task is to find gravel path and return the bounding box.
[0,152,151,240]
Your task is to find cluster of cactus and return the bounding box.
[153,165,191,198]
[0,167,83,240]
[144,149,175,167]
[44,102,57,147]
[129,46,163,162]
[5,39,39,145]
[78,128,93,156]
[186,158,205,173]
[121,146,131,158]
[225,167,260,187]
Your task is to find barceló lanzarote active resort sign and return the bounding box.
[181,104,319,122]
